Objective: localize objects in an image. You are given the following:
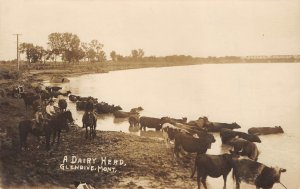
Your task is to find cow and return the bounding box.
[174,132,216,157]
[248,126,284,135]
[161,116,188,125]
[58,99,67,112]
[191,153,238,189]
[228,138,259,161]
[94,102,122,114]
[162,123,212,142]
[69,95,79,102]
[139,116,166,131]
[76,101,88,111]
[232,158,287,189]
[187,116,211,128]
[205,122,241,132]
[129,114,140,127]
[220,128,261,144]
[130,106,143,114]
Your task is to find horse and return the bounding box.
[82,112,97,139]
[19,111,74,150]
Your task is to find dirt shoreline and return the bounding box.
[0,63,198,189]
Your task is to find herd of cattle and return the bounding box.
[15,85,287,189]
[135,116,285,189]
[66,90,287,189]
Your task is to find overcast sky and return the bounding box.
[0,0,300,60]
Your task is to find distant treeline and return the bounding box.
[1,32,299,64]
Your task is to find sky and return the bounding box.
[0,0,300,60]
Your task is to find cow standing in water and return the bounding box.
[191,153,237,189]
[173,132,215,157]
[228,138,259,161]
[248,126,284,135]
[232,158,287,189]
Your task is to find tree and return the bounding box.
[47,33,63,63]
[87,40,104,63]
[137,49,144,60]
[61,33,81,63]
[86,49,97,62]
[97,51,106,62]
[47,32,82,63]
[19,43,44,63]
[131,49,138,61]
[110,51,117,62]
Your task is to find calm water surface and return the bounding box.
[51,63,300,189]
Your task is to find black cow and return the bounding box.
[76,101,87,111]
[58,99,67,112]
[139,116,165,131]
[174,132,215,157]
[232,158,287,189]
[248,126,284,135]
[129,114,140,127]
[205,122,241,132]
[94,102,122,114]
[220,128,261,144]
[191,153,237,189]
[69,95,79,102]
[228,138,259,161]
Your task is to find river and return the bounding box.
[49,63,300,189]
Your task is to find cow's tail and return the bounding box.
[190,155,197,178]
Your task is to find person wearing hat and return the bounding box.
[46,99,56,119]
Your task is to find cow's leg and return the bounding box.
[223,174,228,189]
[191,163,197,178]
[235,179,240,189]
[89,127,91,139]
[196,170,201,189]
[85,127,88,139]
[201,176,207,189]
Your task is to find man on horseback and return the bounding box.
[46,99,57,120]
[33,106,45,132]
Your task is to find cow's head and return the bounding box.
[164,127,180,141]
[255,166,287,188]
[249,134,262,143]
[232,122,241,129]
[275,126,284,133]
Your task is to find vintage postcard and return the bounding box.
[0,0,299,188]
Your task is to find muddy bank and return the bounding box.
[1,124,196,189]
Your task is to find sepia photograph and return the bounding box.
[0,0,299,188]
